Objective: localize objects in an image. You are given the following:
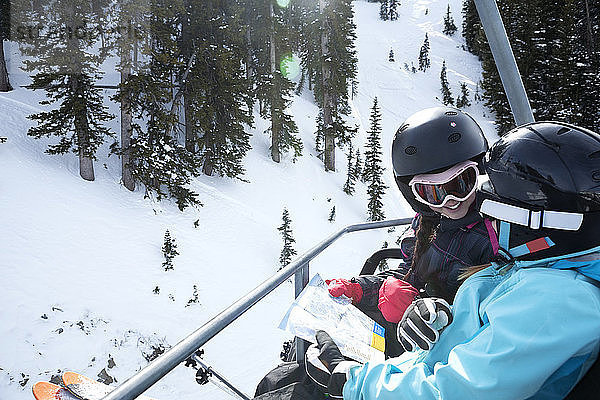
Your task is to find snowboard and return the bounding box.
[32,381,79,400]
[61,371,157,400]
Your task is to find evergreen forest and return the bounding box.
[462,0,600,134]
[0,0,598,209]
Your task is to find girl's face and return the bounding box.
[429,190,476,219]
[409,161,479,220]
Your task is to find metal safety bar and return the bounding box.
[473,0,535,125]
[101,218,413,400]
[293,261,310,361]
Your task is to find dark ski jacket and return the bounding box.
[357,208,496,305]
[405,208,497,302]
[355,208,497,357]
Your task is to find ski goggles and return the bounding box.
[409,161,479,208]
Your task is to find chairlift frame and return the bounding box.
[101,1,534,399]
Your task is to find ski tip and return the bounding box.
[62,371,105,399]
[32,382,59,400]
[61,371,88,386]
[32,381,78,400]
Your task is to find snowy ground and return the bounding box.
[0,1,498,399]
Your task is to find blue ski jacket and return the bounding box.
[343,247,600,400]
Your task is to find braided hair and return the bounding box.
[404,214,439,281]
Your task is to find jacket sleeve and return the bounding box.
[343,269,600,400]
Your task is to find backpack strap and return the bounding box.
[483,218,499,255]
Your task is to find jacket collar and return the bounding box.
[438,207,482,233]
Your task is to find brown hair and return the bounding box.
[458,263,492,281]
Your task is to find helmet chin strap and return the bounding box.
[498,221,556,259]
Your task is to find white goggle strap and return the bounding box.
[480,199,584,231]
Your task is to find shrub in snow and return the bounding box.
[162,230,179,271]
[278,208,297,269]
[456,82,471,108]
[440,61,454,105]
[443,5,458,36]
[328,206,336,222]
[418,34,431,72]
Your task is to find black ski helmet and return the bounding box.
[392,107,488,214]
[477,121,600,261]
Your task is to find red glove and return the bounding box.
[377,278,419,323]
[326,278,363,304]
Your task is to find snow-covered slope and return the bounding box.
[0,1,497,399]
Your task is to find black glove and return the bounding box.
[397,297,453,352]
[305,331,360,399]
[352,276,385,309]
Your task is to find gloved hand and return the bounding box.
[377,278,419,323]
[305,330,360,399]
[397,297,453,352]
[326,278,363,304]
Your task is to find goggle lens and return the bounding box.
[413,167,477,206]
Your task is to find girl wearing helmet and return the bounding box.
[327,107,497,356]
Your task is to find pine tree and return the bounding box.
[351,79,358,100]
[389,0,398,21]
[443,4,457,36]
[328,206,336,222]
[111,0,200,210]
[465,0,600,135]
[249,0,302,163]
[474,80,482,102]
[114,0,145,192]
[440,60,454,105]
[311,0,358,171]
[363,97,387,221]
[278,208,297,269]
[380,0,389,21]
[354,149,363,182]
[388,49,395,62]
[162,230,179,271]
[21,0,114,181]
[315,112,325,160]
[456,82,471,108]
[343,145,356,195]
[572,0,600,132]
[418,33,431,71]
[296,0,321,95]
[194,1,254,178]
[0,0,12,91]
[185,285,199,307]
[294,0,358,170]
[553,0,600,131]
